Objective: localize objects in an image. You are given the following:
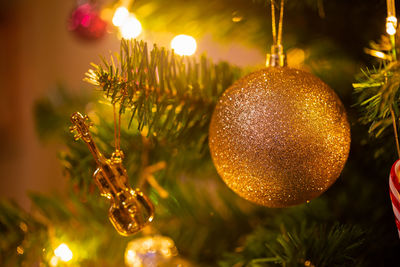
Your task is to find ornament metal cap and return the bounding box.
[266,44,287,67]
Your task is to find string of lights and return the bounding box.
[110,1,197,56]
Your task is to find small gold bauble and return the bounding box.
[125,235,178,267]
[209,67,350,208]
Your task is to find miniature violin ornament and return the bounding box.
[70,112,154,236]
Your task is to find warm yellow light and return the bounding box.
[386,16,397,35]
[364,48,389,60]
[171,34,197,56]
[125,236,177,267]
[50,256,59,266]
[125,250,142,267]
[113,7,130,26]
[372,51,387,59]
[120,15,142,39]
[54,243,73,262]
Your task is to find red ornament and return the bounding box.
[68,3,107,41]
[389,160,400,238]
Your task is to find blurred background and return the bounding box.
[0,0,117,208]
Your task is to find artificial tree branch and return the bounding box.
[85,39,241,149]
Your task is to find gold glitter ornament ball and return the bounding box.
[209,67,350,208]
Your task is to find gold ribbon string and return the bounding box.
[113,103,122,152]
[267,0,286,66]
[113,104,118,151]
[271,0,285,46]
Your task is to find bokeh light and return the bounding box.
[125,236,177,267]
[54,243,73,262]
[113,7,130,27]
[171,35,197,56]
[120,16,142,39]
[386,16,397,35]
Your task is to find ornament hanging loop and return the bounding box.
[266,44,286,67]
[266,0,287,67]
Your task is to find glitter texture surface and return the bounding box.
[209,67,350,207]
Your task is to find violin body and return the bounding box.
[109,188,154,236]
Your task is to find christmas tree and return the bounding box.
[1,0,400,266]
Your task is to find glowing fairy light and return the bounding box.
[50,256,59,266]
[112,5,142,39]
[125,236,177,267]
[386,16,397,35]
[386,0,397,35]
[171,35,197,56]
[120,15,142,39]
[364,48,390,60]
[54,243,73,262]
[113,6,130,26]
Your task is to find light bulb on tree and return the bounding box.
[120,15,142,39]
[113,7,130,26]
[54,243,73,262]
[386,0,397,35]
[386,16,397,35]
[171,34,197,56]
